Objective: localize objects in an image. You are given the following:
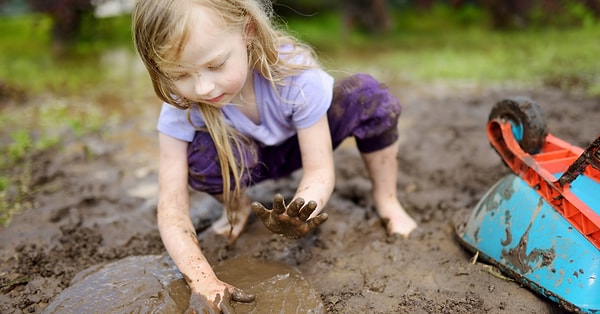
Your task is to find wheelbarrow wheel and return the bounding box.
[489,97,548,154]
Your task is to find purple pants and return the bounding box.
[187,73,401,195]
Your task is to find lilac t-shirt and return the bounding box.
[156,68,334,146]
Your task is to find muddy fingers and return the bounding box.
[252,194,327,238]
[298,200,317,221]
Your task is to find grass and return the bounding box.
[0,14,136,94]
[0,96,112,226]
[0,6,599,225]
[285,7,600,93]
[1,8,599,94]
[0,13,138,226]
[367,28,599,89]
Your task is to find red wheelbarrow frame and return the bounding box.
[487,119,600,250]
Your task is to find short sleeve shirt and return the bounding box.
[156,68,334,146]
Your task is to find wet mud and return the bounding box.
[42,255,323,314]
[42,255,190,314]
[2,82,599,313]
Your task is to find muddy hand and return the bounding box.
[251,193,328,239]
[186,289,255,314]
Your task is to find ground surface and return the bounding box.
[1,79,598,313]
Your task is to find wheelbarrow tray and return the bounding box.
[456,98,600,313]
[456,173,600,313]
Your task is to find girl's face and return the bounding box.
[167,5,251,107]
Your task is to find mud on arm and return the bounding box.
[157,133,254,311]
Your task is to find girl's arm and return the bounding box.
[294,114,336,216]
[156,133,250,309]
[250,114,334,238]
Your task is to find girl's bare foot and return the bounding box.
[211,196,252,243]
[360,141,417,238]
[376,198,417,238]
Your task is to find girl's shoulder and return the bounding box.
[256,66,334,99]
[156,102,199,142]
[277,44,316,68]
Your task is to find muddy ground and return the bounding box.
[1,79,598,313]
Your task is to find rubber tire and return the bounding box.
[488,97,548,154]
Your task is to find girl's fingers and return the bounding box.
[231,288,256,303]
[251,201,270,220]
[298,200,317,221]
[272,193,286,214]
[307,213,329,230]
[287,198,304,217]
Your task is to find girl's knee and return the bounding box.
[332,73,401,116]
[329,73,402,152]
[333,73,377,100]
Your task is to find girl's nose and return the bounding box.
[193,73,215,96]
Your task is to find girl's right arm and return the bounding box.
[157,133,236,310]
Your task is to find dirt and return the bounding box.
[1,79,598,313]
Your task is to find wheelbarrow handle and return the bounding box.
[558,135,600,187]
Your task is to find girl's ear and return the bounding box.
[244,18,255,45]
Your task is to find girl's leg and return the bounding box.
[188,132,259,242]
[361,141,417,237]
[210,192,252,243]
[328,73,417,237]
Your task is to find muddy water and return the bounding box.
[215,257,324,313]
[42,255,324,313]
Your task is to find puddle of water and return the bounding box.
[43,255,324,313]
[214,256,325,313]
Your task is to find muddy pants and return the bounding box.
[187,73,401,195]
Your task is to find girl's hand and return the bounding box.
[186,287,255,314]
[251,193,329,239]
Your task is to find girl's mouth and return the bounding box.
[206,94,225,103]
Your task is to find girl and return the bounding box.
[132,0,417,311]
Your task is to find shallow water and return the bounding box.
[43,254,324,314]
[214,256,324,313]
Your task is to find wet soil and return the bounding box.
[1,80,599,313]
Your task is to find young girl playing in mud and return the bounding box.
[132,0,417,311]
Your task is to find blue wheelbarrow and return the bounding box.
[455,97,600,313]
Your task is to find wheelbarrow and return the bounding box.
[455,97,600,313]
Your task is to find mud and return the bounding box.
[42,255,323,314]
[2,81,599,313]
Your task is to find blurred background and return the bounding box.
[0,0,599,224]
[1,0,600,94]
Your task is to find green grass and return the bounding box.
[2,8,599,94]
[367,28,599,88]
[0,96,113,226]
[0,14,135,94]
[286,8,600,93]
[0,13,140,226]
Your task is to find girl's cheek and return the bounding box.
[175,81,193,96]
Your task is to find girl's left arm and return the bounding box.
[294,114,335,216]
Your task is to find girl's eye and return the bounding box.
[170,73,189,81]
[208,61,226,71]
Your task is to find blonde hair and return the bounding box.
[132,0,319,233]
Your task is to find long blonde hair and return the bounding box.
[132,0,319,229]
